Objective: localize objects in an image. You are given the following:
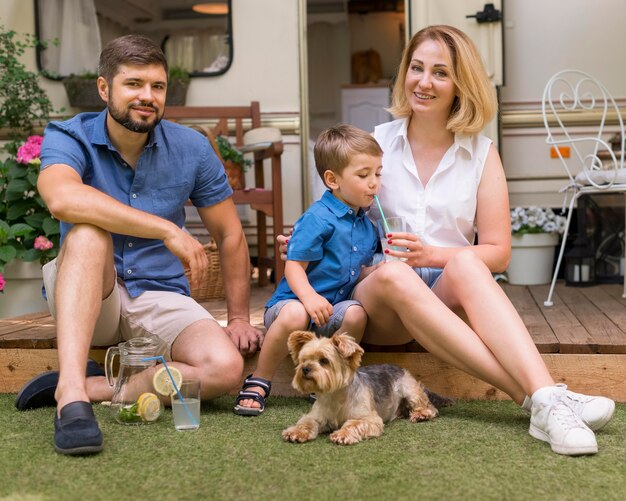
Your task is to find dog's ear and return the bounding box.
[287,330,316,363]
[332,332,364,371]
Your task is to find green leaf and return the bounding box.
[9,222,34,237]
[20,248,39,261]
[0,220,10,240]
[8,160,27,178]
[24,212,45,228]
[26,170,38,186]
[7,178,30,193]
[0,245,17,263]
[6,201,29,221]
[5,189,25,202]
[42,217,60,235]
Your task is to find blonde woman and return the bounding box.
[282,25,614,455]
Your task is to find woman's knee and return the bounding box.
[445,249,489,286]
[373,261,416,290]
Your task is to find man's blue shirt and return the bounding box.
[267,190,378,308]
[39,110,232,297]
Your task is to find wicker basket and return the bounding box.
[184,241,225,301]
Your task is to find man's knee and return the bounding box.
[201,350,243,396]
[171,319,244,395]
[61,224,113,260]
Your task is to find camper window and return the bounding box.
[34,0,233,79]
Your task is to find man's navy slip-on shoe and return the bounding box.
[54,401,103,455]
[15,359,105,410]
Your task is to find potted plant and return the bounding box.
[215,135,251,191]
[62,66,190,109]
[62,71,104,110]
[0,27,59,316]
[507,207,566,285]
[166,66,190,106]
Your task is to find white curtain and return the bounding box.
[164,31,228,73]
[39,0,102,75]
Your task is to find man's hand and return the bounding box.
[224,318,264,357]
[163,228,209,291]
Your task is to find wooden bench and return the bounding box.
[2,283,626,401]
[164,102,285,286]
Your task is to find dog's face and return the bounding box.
[287,331,364,394]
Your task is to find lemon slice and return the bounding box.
[136,392,161,422]
[152,366,183,396]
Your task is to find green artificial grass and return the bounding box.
[0,394,624,501]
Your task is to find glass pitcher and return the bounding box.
[105,335,167,425]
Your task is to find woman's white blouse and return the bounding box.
[372,118,492,248]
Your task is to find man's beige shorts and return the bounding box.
[42,258,215,357]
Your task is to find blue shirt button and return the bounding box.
[353,246,358,251]
[127,269,132,275]
[128,242,133,248]
[132,193,137,199]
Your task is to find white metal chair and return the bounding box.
[542,70,626,306]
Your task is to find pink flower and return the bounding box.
[0,273,5,293]
[16,135,43,164]
[34,235,54,251]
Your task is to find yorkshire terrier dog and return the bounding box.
[282,331,453,445]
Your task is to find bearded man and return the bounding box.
[16,35,261,455]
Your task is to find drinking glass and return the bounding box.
[377,217,408,262]
[171,379,201,431]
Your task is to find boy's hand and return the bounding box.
[301,292,333,327]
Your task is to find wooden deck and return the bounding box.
[1,281,625,400]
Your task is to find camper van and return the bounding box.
[1,0,625,257]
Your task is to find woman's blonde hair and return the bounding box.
[389,25,496,135]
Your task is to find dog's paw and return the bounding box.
[330,428,362,445]
[409,405,438,423]
[282,425,315,443]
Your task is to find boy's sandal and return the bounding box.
[233,374,272,416]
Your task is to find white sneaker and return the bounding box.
[529,386,597,456]
[557,384,615,432]
[522,384,615,431]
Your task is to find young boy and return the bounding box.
[234,125,383,415]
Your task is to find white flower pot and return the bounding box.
[0,260,48,318]
[507,233,560,285]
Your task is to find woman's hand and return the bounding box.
[385,231,431,267]
[276,229,293,261]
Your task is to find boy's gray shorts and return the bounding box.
[264,299,362,337]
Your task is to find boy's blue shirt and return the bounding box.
[267,190,378,308]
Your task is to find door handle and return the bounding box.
[466,3,502,23]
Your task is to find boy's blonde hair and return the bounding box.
[388,25,496,135]
[314,125,383,186]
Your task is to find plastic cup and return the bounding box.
[171,380,201,431]
[377,216,408,262]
